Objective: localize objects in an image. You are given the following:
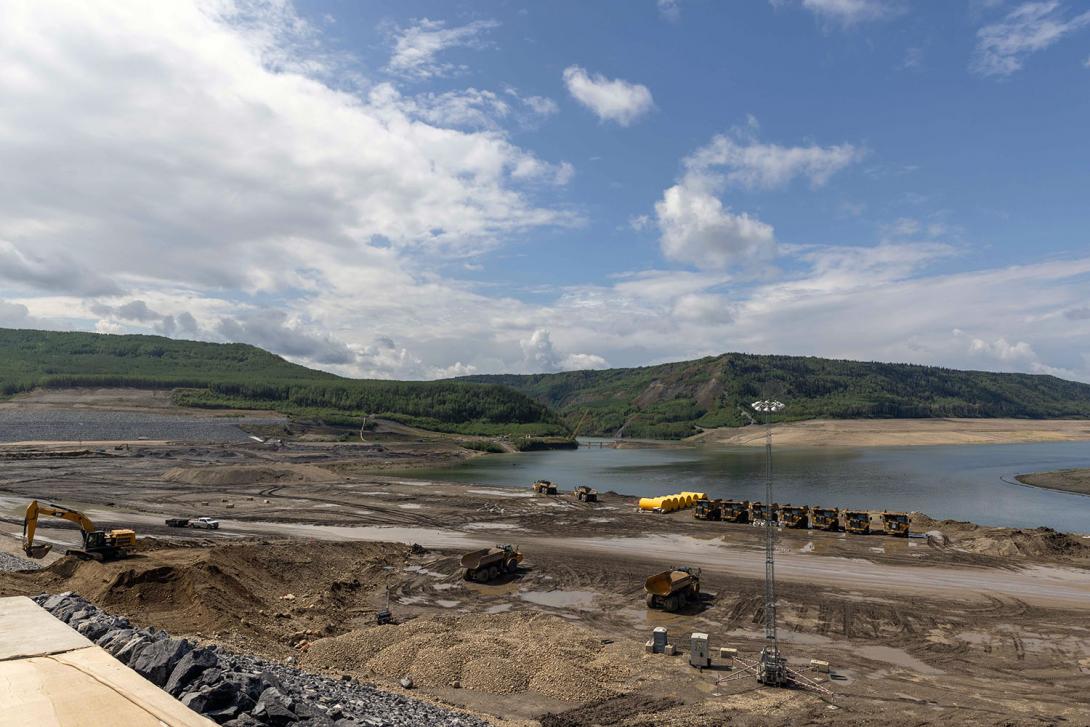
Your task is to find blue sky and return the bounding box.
[1,0,1089,381]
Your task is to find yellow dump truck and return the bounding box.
[694,498,722,520]
[721,499,750,523]
[882,512,910,537]
[461,545,523,582]
[645,566,701,612]
[843,510,871,534]
[750,501,779,522]
[572,485,598,503]
[779,504,809,529]
[531,480,558,495]
[810,507,841,531]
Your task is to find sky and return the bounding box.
[2,0,1089,382]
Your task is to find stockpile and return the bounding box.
[0,551,41,572]
[35,592,492,727]
[303,611,632,702]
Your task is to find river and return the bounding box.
[412,439,1090,532]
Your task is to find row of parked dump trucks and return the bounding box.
[692,498,910,536]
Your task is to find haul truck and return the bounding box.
[882,512,910,537]
[645,566,701,612]
[722,500,750,523]
[780,504,809,529]
[531,480,558,495]
[572,485,598,503]
[461,545,523,583]
[843,510,871,534]
[811,507,841,531]
[694,498,722,520]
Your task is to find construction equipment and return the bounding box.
[721,499,751,523]
[531,480,558,495]
[644,566,701,612]
[694,498,722,520]
[810,507,840,531]
[23,500,136,561]
[750,501,779,523]
[638,491,707,513]
[779,504,809,529]
[461,545,523,583]
[843,510,871,535]
[572,485,598,503]
[881,511,910,537]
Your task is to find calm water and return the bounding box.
[413,439,1090,532]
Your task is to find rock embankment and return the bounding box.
[34,592,491,727]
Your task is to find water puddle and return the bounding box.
[856,645,943,675]
[397,503,423,509]
[800,542,815,553]
[435,599,461,608]
[484,603,512,614]
[518,589,598,610]
[463,522,519,530]
[403,565,446,578]
[468,489,531,498]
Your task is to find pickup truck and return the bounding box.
[164,517,221,530]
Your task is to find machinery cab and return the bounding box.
[779,504,809,529]
[881,512,910,537]
[694,498,722,520]
[721,499,750,523]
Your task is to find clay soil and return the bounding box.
[1,392,1089,725]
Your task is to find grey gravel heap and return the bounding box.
[34,592,492,727]
[0,551,42,572]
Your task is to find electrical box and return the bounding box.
[689,632,710,668]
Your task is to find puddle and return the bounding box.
[398,595,428,605]
[397,503,423,510]
[433,583,455,591]
[518,589,598,610]
[800,542,815,553]
[587,517,614,523]
[464,522,519,530]
[856,645,944,675]
[403,565,446,578]
[219,521,480,549]
[435,599,461,608]
[484,603,512,614]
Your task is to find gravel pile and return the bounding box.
[0,410,284,443]
[34,592,492,727]
[0,551,42,572]
[303,611,631,703]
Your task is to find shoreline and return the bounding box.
[1015,468,1090,497]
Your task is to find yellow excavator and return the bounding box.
[23,500,137,561]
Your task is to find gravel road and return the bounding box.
[0,410,284,443]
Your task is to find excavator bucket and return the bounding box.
[25,543,52,559]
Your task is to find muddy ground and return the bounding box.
[1017,467,1090,496]
[1,392,1089,725]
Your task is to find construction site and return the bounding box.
[1,394,1089,725]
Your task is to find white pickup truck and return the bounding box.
[165,516,221,530]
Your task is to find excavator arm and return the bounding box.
[23,500,96,558]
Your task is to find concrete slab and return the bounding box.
[0,595,92,660]
[0,596,215,726]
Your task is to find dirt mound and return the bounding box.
[162,463,338,486]
[302,611,632,702]
[16,540,408,655]
[913,514,1089,560]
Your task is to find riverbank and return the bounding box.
[690,417,1090,448]
[1016,467,1090,496]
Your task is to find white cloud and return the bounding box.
[386,18,499,79]
[376,84,559,132]
[780,0,900,26]
[658,0,682,21]
[562,66,654,126]
[685,134,864,190]
[520,329,607,372]
[655,181,776,269]
[651,129,861,270]
[972,1,1090,77]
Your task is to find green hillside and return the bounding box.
[456,353,1090,439]
[0,328,566,436]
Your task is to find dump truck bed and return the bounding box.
[644,569,693,596]
[460,547,523,570]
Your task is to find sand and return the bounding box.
[1016,467,1090,496]
[692,417,1090,448]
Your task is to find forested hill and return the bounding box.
[455,353,1090,439]
[0,329,565,436]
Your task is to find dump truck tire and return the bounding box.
[464,569,476,581]
[504,558,518,573]
[646,593,657,608]
[487,566,501,581]
[664,595,680,612]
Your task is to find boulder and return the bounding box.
[165,647,220,696]
[254,687,297,726]
[131,637,193,686]
[181,680,241,714]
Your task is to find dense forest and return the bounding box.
[0,329,566,436]
[457,353,1090,439]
